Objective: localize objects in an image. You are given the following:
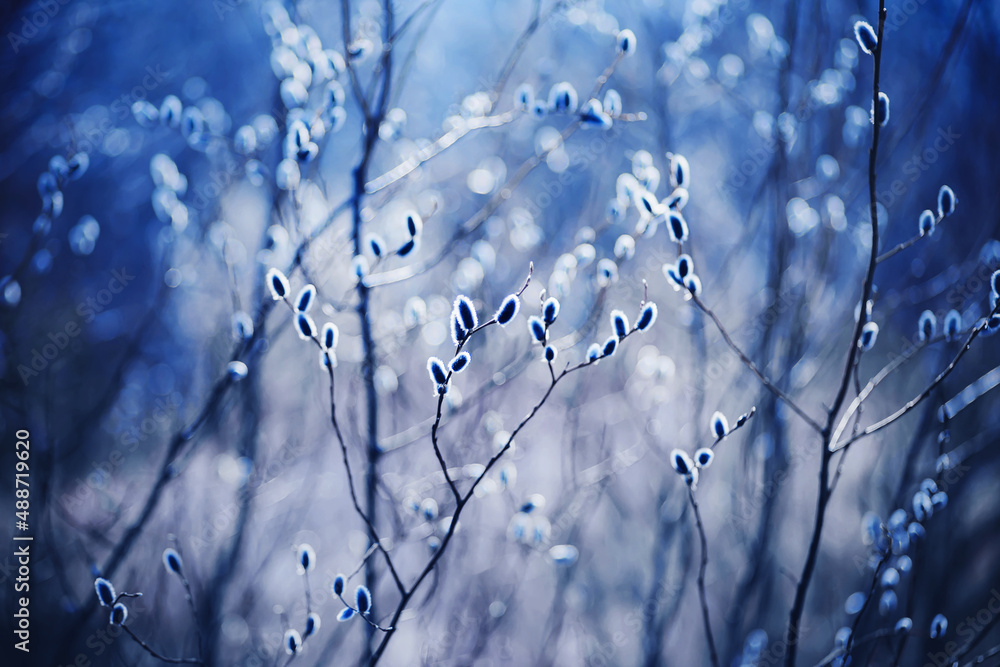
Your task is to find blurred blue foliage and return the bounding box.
[2,0,1000,665]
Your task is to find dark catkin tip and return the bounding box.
[495,294,520,326]
[872,92,890,127]
[66,153,90,181]
[604,89,622,118]
[854,21,878,55]
[367,233,384,257]
[162,548,183,575]
[695,448,715,468]
[636,303,657,332]
[515,83,534,111]
[919,209,936,237]
[580,98,612,129]
[684,274,702,296]
[397,238,416,257]
[943,310,961,340]
[295,284,316,312]
[297,544,316,573]
[406,211,422,237]
[95,578,116,607]
[451,311,468,345]
[860,321,879,351]
[322,322,339,350]
[616,29,636,56]
[542,297,560,325]
[918,310,936,342]
[547,82,579,113]
[929,614,948,639]
[427,357,448,386]
[667,211,689,243]
[110,603,128,626]
[305,612,321,637]
[602,335,618,357]
[355,585,371,614]
[450,352,470,373]
[611,310,629,339]
[296,312,316,341]
[938,185,957,218]
[528,316,546,343]
[454,295,478,331]
[670,449,692,475]
[711,411,729,439]
[284,629,302,655]
[267,268,289,300]
[668,153,689,189]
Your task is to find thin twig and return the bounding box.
[844,554,889,660]
[689,293,823,433]
[428,266,534,502]
[784,6,887,664]
[363,51,646,289]
[812,628,902,667]
[831,307,997,452]
[828,328,968,449]
[370,324,647,664]
[688,487,720,667]
[956,642,1000,667]
[348,0,396,657]
[945,590,1000,663]
[365,112,517,193]
[276,292,406,595]
[170,540,203,662]
[339,0,370,119]
[335,593,394,632]
[121,625,202,664]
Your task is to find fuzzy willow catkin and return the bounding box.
[427,357,448,386]
[495,294,520,326]
[162,548,183,575]
[636,303,657,331]
[355,585,372,614]
[454,295,478,331]
[266,268,289,300]
[542,297,560,325]
[95,578,116,607]
[528,316,546,343]
[110,603,128,626]
[670,449,693,475]
[854,20,878,55]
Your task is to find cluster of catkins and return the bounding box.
[513,29,637,130]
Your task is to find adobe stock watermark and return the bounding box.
[716,91,826,196]
[877,126,960,210]
[430,608,514,663]
[879,256,997,364]
[944,255,1000,311]
[59,394,183,511]
[189,439,307,553]
[213,0,252,21]
[55,595,151,667]
[188,151,244,212]
[725,437,812,538]
[17,267,135,385]
[883,0,934,35]
[521,125,622,223]
[924,588,1000,667]
[7,0,75,54]
[73,66,170,156]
